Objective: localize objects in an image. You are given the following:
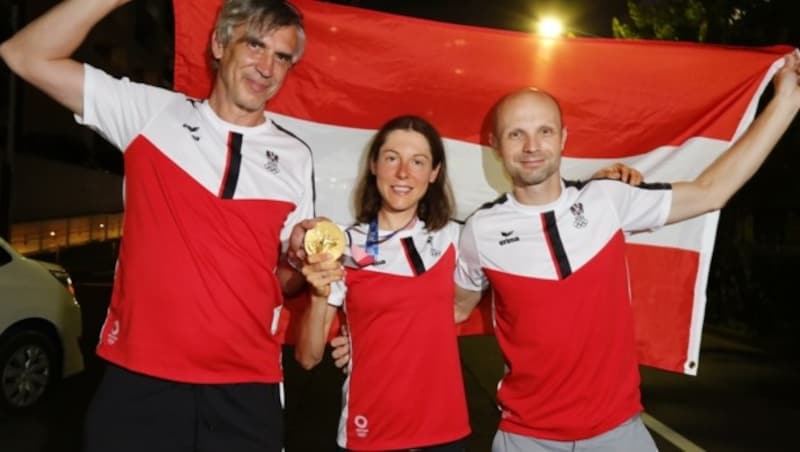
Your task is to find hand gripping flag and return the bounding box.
[173,0,791,374]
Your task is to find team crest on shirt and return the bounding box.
[426,235,442,258]
[264,150,280,174]
[570,202,588,228]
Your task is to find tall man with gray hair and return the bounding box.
[1,1,312,451]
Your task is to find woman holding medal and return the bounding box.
[296,115,469,452]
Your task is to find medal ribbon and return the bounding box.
[365,216,417,258]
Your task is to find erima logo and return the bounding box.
[498,231,520,246]
[182,123,200,141]
[264,150,280,174]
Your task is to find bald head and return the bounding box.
[489,87,568,197]
[492,88,563,138]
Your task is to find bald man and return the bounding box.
[454,52,800,452]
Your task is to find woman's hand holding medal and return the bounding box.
[289,218,346,298]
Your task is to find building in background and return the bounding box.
[1,0,173,253]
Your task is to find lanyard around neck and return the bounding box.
[365,216,417,257]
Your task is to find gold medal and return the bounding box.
[303,221,346,260]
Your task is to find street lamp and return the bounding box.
[537,16,564,38]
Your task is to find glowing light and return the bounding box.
[537,17,564,38]
[49,231,56,237]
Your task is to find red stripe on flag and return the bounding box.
[173,0,790,157]
[627,244,699,373]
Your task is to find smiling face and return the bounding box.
[370,129,441,226]
[492,90,567,193]
[209,23,298,126]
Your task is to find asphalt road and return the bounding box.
[1,246,798,451]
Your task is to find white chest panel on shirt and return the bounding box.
[142,100,312,202]
[344,220,459,277]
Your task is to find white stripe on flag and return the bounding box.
[274,111,725,254]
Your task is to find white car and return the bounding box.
[0,237,84,412]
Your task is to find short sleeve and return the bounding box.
[76,64,177,151]
[455,216,489,291]
[595,180,672,232]
[444,221,462,259]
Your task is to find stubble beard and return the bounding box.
[510,160,557,188]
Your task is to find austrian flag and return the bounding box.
[173,0,791,374]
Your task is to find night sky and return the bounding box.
[333,0,630,37]
[335,0,799,46]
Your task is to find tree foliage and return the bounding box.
[612,0,707,41]
[613,0,799,45]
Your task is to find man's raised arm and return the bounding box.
[668,51,800,224]
[0,0,131,116]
